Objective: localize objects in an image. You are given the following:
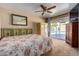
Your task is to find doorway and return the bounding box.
[50,22,66,40]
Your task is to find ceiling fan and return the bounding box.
[35,4,56,15]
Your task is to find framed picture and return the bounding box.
[11,14,27,26]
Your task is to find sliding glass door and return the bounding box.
[50,22,66,40]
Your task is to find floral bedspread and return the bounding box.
[0,34,52,56]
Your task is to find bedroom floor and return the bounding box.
[45,39,79,56]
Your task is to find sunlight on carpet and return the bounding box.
[45,39,79,56]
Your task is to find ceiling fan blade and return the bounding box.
[47,11,52,13]
[47,6,56,10]
[35,10,43,12]
[42,12,44,15]
[40,5,46,10]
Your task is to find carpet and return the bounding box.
[45,39,79,56]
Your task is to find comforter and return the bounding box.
[0,34,52,56]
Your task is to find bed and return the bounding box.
[0,28,52,56]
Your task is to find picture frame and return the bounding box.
[11,14,27,26]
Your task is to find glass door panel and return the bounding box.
[50,22,66,40]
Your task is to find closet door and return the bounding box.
[33,23,41,35]
[72,22,78,47]
[36,23,41,35]
[66,23,72,44]
[66,23,78,48]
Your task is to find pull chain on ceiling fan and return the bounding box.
[35,5,56,15]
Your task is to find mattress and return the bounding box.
[0,34,52,56]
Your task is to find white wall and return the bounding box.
[0,7,44,28]
[41,23,48,37]
[0,13,1,38]
[0,7,45,38]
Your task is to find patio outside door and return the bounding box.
[50,22,66,40]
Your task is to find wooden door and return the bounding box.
[36,23,41,35]
[33,23,41,35]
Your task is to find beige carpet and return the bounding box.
[45,39,79,56]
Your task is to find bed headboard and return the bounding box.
[0,28,32,39]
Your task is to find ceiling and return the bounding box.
[0,3,77,18]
